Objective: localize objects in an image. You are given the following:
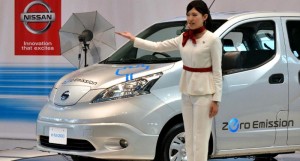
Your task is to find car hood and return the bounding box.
[56,63,175,88]
[52,63,175,106]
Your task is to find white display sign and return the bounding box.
[49,127,67,145]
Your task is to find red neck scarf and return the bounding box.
[182,26,206,47]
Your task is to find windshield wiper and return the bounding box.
[145,58,181,63]
[105,58,145,64]
[105,57,181,64]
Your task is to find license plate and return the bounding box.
[49,127,67,145]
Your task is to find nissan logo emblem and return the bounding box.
[61,91,70,101]
[21,0,55,34]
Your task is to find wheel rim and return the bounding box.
[169,132,187,161]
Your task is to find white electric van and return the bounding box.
[36,12,300,161]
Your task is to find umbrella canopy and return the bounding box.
[60,11,116,68]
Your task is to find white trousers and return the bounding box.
[181,94,213,161]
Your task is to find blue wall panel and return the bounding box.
[0,67,75,122]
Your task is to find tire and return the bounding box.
[70,155,105,161]
[155,123,187,161]
[70,155,83,161]
[255,154,278,161]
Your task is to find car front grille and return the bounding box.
[39,135,96,151]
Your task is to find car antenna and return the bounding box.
[209,0,216,9]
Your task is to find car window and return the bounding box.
[286,21,300,58]
[222,32,246,52]
[222,21,276,74]
[257,30,275,50]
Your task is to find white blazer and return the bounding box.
[134,31,222,102]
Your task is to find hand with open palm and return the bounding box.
[115,32,136,41]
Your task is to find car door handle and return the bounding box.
[269,74,284,84]
[298,71,300,84]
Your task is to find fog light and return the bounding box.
[119,139,128,148]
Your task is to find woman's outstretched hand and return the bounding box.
[115,32,136,41]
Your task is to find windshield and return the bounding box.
[103,20,226,64]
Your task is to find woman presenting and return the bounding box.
[116,1,222,161]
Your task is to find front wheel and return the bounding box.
[254,154,278,161]
[70,155,105,161]
[155,123,187,161]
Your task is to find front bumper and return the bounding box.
[36,120,158,160]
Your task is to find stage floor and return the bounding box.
[0,148,300,161]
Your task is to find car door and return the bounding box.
[282,17,300,146]
[215,17,289,151]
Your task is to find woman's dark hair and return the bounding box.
[186,0,213,31]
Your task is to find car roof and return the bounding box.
[165,11,300,22]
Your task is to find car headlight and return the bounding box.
[91,72,163,103]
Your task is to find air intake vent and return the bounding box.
[40,135,96,151]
